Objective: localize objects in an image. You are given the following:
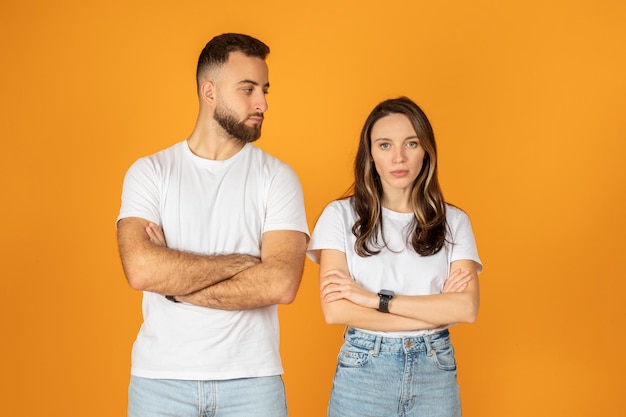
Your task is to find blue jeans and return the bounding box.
[328,328,461,417]
[128,375,288,417]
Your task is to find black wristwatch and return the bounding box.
[377,289,395,313]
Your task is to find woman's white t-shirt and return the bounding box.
[307,198,482,337]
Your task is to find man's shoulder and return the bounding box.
[146,140,185,160]
[124,141,185,179]
[132,141,185,165]
[245,144,294,172]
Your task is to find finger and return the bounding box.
[146,228,164,246]
[320,283,344,297]
[320,276,350,289]
[443,273,470,293]
[445,269,470,286]
[145,226,158,242]
[447,277,470,292]
[150,224,167,245]
[321,269,350,279]
[322,291,345,303]
[444,277,471,293]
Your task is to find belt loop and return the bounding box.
[423,334,433,357]
[371,335,382,357]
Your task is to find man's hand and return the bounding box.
[172,230,307,309]
[117,217,261,295]
[146,222,167,247]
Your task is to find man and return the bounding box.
[116,33,309,417]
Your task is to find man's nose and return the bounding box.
[254,93,268,113]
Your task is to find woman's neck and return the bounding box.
[381,192,413,213]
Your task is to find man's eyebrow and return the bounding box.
[238,79,270,89]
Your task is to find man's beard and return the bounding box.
[213,102,262,143]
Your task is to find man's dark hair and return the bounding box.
[196,33,270,89]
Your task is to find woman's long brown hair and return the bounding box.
[350,97,447,257]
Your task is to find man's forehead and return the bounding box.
[222,53,269,82]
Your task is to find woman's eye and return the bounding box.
[380,143,391,150]
[406,141,419,148]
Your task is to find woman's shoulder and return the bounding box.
[331,197,352,209]
[445,203,468,218]
[318,197,355,222]
[320,196,351,212]
[445,203,475,233]
[445,203,473,228]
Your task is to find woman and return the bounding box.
[307,97,482,417]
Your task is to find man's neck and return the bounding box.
[186,119,246,161]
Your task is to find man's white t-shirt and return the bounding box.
[117,140,309,380]
[307,198,481,337]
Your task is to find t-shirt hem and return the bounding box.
[116,211,160,227]
[130,367,284,381]
[263,223,310,238]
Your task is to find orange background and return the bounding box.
[1,1,625,416]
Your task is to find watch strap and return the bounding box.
[378,294,391,313]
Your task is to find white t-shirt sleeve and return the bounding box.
[116,157,161,226]
[307,201,348,264]
[263,164,309,236]
[447,207,483,273]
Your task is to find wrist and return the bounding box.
[377,289,395,313]
[370,294,380,309]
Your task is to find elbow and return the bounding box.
[120,259,153,292]
[277,291,298,305]
[462,300,480,324]
[465,311,478,324]
[124,268,150,291]
[119,246,166,293]
[324,314,343,326]
[275,280,301,305]
[321,303,344,325]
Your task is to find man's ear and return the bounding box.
[199,80,215,105]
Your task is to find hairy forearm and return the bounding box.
[124,246,258,296]
[117,218,259,295]
[176,257,303,310]
[321,299,440,332]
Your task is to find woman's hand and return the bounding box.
[320,269,378,309]
[442,269,472,293]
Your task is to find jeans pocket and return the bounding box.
[337,343,371,368]
[429,340,457,371]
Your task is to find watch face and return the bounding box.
[379,289,394,297]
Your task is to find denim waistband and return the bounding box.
[344,327,450,354]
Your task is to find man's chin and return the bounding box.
[236,129,261,143]
[244,138,259,144]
